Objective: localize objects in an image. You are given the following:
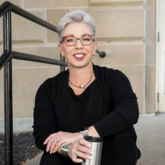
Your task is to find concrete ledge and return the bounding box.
[0,10,45,44]
[24,153,43,165]
[89,0,145,7]
[0,118,33,133]
[23,0,88,9]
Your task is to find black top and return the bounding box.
[33,64,140,165]
[64,79,109,133]
[64,80,97,132]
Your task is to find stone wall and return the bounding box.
[0,0,156,132]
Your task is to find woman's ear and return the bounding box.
[93,41,97,55]
[58,44,64,57]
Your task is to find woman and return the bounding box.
[33,10,141,165]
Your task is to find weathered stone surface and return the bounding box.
[0,118,33,133]
[0,0,22,7]
[143,0,156,114]
[103,64,144,114]
[12,67,60,118]
[67,9,144,42]
[12,46,61,68]
[89,0,145,7]
[93,43,144,65]
[0,46,62,68]
[0,69,4,118]
[0,45,63,119]
[46,9,67,43]
[24,0,88,9]
[145,65,155,114]
[0,11,45,44]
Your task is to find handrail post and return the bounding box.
[60,53,65,72]
[3,10,13,165]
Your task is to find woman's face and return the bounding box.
[58,22,97,69]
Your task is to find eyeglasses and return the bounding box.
[61,35,95,46]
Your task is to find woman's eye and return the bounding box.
[66,39,74,42]
[82,38,90,41]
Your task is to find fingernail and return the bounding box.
[88,143,91,148]
[43,142,46,145]
[90,150,94,154]
[88,156,92,159]
[50,151,52,154]
[79,160,83,163]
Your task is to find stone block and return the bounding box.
[0,118,4,133]
[13,118,32,132]
[0,69,4,118]
[0,10,45,44]
[82,9,144,42]
[0,118,34,133]
[23,153,42,165]
[103,64,144,114]
[145,65,155,114]
[46,9,67,43]
[11,46,61,68]
[12,67,60,118]
[143,0,156,65]
[93,43,144,65]
[0,0,22,7]
[89,0,144,7]
[24,0,88,9]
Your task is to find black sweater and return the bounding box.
[33,64,139,164]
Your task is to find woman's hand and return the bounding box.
[44,131,83,154]
[68,138,93,163]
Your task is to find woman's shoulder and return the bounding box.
[37,70,68,92]
[94,64,127,81]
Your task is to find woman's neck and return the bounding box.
[68,64,94,85]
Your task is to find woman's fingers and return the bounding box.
[46,137,58,153]
[44,133,56,145]
[72,154,83,163]
[49,138,59,154]
[53,139,62,153]
[76,150,92,160]
[44,131,83,154]
[78,138,91,149]
[77,145,93,156]
[44,131,63,145]
[69,138,93,163]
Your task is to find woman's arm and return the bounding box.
[33,79,57,152]
[88,126,100,137]
[93,70,139,138]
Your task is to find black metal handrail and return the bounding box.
[0,1,106,165]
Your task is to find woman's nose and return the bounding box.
[75,39,83,48]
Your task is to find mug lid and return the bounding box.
[84,136,103,142]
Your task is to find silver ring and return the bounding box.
[57,141,61,144]
[54,138,57,142]
[75,151,80,156]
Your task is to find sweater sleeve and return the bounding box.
[94,70,139,137]
[33,79,56,151]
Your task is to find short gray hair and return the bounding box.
[57,10,96,43]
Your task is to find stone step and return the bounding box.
[0,0,22,7]
[23,0,88,9]
[0,10,45,44]
[89,0,145,7]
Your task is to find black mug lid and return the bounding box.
[84,136,103,142]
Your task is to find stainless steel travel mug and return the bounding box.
[81,136,103,165]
